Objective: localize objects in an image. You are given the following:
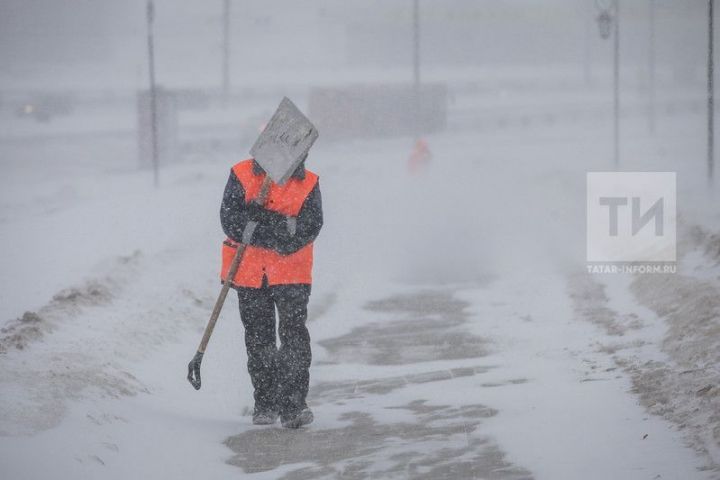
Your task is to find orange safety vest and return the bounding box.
[220,158,318,288]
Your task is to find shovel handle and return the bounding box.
[196,175,272,354]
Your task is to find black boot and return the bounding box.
[252,407,279,425]
[281,407,314,429]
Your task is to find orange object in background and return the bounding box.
[408,138,432,173]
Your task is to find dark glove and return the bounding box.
[245,202,286,226]
[244,202,267,222]
[187,351,204,390]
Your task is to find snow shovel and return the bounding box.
[188,97,319,390]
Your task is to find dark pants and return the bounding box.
[236,281,311,415]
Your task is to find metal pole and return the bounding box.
[147,0,159,187]
[413,0,420,88]
[648,0,656,134]
[222,0,231,102]
[584,0,593,86]
[412,0,421,138]
[709,0,715,183]
[613,0,620,169]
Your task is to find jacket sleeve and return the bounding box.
[220,171,323,254]
[267,182,323,255]
[219,170,280,250]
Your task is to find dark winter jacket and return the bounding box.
[220,161,323,255]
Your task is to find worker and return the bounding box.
[220,155,323,428]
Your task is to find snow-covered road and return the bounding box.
[1,101,718,478]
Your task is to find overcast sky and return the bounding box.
[0,0,709,91]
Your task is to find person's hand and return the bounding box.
[187,351,203,390]
[245,202,266,222]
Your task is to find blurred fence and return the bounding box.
[308,84,447,140]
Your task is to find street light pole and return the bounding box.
[648,0,656,134]
[709,0,715,184]
[584,2,593,86]
[146,0,159,187]
[222,0,231,102]
[412,0,421,139]
[613,0,620,169]
[595,0,620,167]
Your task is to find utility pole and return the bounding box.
[595,0,620,167]
[412,0,421,138]
[709,0,715,184]
[146,0,159,187]
[648,0,656,134]
[222,0,231,102]
[584,0,593,86]
[613,0,620,169]
[413,0,420,88]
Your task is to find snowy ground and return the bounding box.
[1,86,720,479]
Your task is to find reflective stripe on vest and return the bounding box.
[220,158,318,288]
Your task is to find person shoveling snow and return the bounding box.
[188,98,323,429]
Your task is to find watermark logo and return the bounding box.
[587,172,676,273]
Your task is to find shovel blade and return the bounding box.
[250,97,318,185]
